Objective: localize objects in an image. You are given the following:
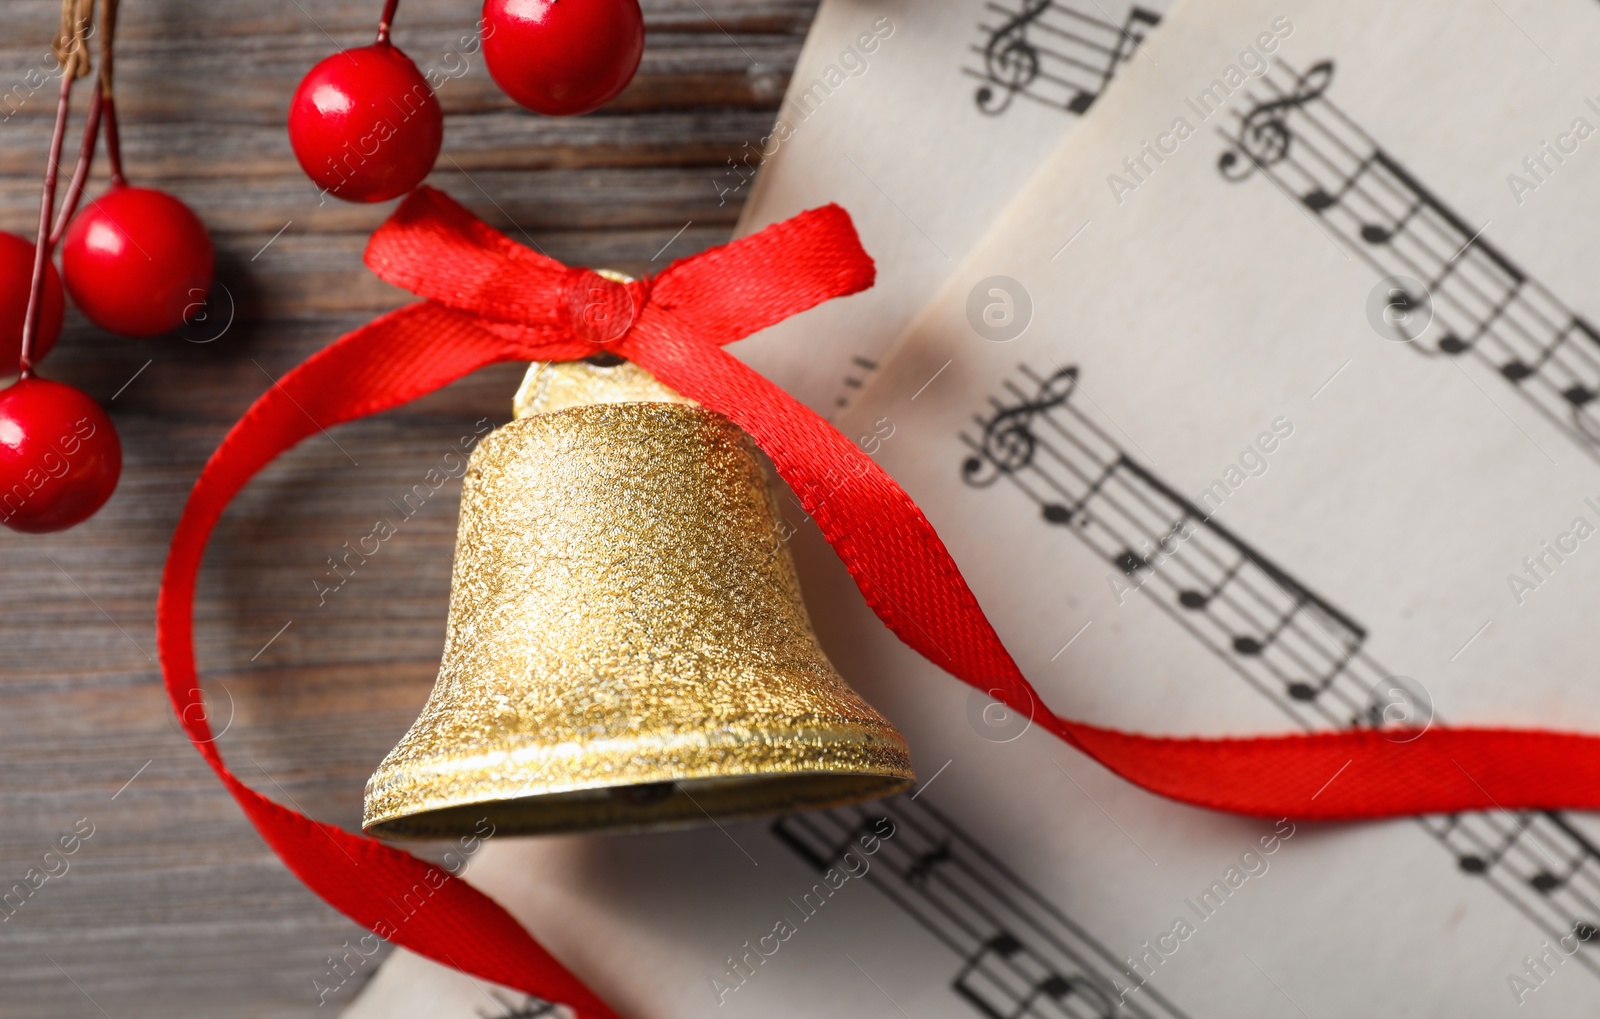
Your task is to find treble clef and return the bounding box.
[1218,60,1334,181]
[975,0,1051,116]
[961,365,1078,487]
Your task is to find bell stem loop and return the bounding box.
[513,355,697,421]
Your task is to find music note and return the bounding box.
[1456,823,1524,876]
[1302,189,1336,211]
[953,933,1028,1019]
[1299,153,1375,213]
[955,933,1116,1019]
[962,366,1080,486]
[1420,252,1524,359]
[1500,317,1600,393]
[1355,198,1422,246]
[1297,152,1426,246]
[1028,975,1115,1018]
[906,841,953,887]
[1217,61,1334,180]
[1457,853,1493,875]
[1230,599,1302,657]
[1531,863,1581,894]
[1503,355,1549,381]
[1232,596,1362,703]
[1039,459,1122,526]
[976,0,1051,116]
[1525,814,1600,896]
[1286,677,1334,702]
[1177,557,1244,610]
[1072,7,1162,114]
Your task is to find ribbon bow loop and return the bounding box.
[364,186,578,329]
[363,187,878,353]
[648,202,878,345]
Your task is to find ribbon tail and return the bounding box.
[1060,723,1600,818]
[157,303,620,1018]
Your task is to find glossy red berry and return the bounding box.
[288,42,443,203]
[482,0,645,116]
[62,185,215,339]
[0,377,121,533]
[0,232,64,371]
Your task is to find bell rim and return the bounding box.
[363,721,915,832]
[362,766,915,839]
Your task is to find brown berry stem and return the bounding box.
[49,0,118,245]
[49,87,103,246]
[375,0,401,44]
[21,0,96,376]
[101,94,124,185]
[97,0,122,185]
[19,69,76,379]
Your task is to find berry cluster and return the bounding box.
[289,0,645,202]
[1,0,216,533]
[4,0,649,533]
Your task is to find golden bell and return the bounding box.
[362,354,914,838]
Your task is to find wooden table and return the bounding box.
[0,2,813,1012]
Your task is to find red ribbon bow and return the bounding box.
[158,187,1600,1015]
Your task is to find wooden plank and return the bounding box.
[0,0,817,1013]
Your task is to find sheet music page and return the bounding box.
[816,0,1600,1011]
[347,0,1600,1015]
[729,0,1169,416]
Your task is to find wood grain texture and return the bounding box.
[0,1,814,1014]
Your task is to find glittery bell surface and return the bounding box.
[363,358,913,838]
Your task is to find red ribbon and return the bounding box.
[158,187,1600,1015]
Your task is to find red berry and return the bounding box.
[0,232,63,371]
[62,185,215,339]
[288,43,443,203]
[482,0,645,116]
[0,377,121,533]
